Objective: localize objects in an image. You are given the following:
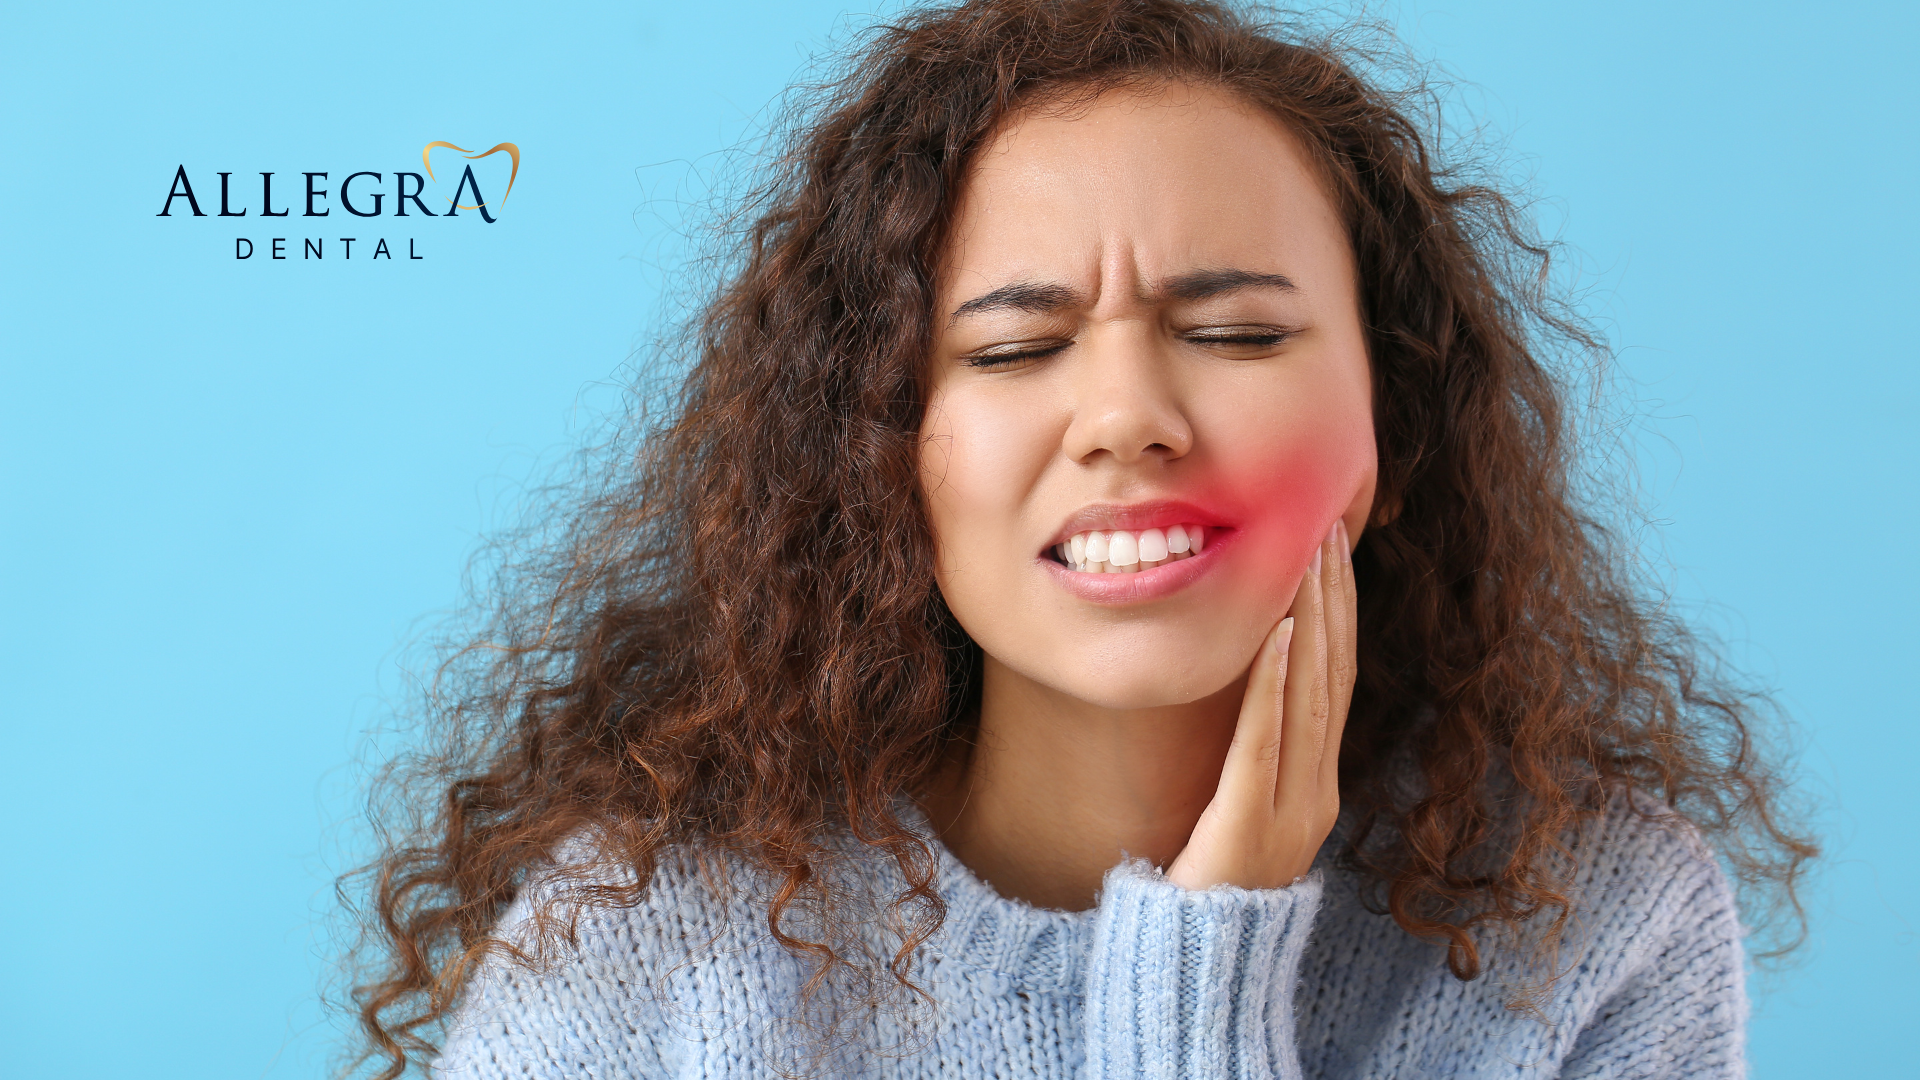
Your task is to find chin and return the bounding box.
[1065,683,1217,711]
[1038,649,1249,712]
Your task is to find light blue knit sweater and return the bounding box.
[434,792,1745,1078]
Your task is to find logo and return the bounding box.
[156,140,521,261]
[421,141,521,215]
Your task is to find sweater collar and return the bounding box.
[896,801,1098,993]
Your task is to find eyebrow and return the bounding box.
[950,280,1083,321]
[1160,267,1297,301]
[948,267,1296,321]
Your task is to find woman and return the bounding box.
[349,1,1813,1076]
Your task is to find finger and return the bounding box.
[1318,520,1353,718]
[1340,516,1359,627]
[1320,518,1358,787]
[1212,616,1295,804]
[1277,541,1329,808]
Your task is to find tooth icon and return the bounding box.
[423,141,521,209]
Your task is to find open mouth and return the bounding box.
[1050,524,1208,574]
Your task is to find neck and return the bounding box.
[920,654,1243,911]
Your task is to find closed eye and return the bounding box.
[959,325,1298,368]
[961,339,1073,368]
[1183,324,1297,357]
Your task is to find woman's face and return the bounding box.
[920,83,1377,711]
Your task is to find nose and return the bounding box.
[1061,325,1194,466]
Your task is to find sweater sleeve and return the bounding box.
[1557,837,1749,1080]
[1083,860,1323,1080]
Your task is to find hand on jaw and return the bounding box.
[1167,517,1356,890]
[921,517,1359,906]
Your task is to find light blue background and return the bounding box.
[2,2,1913,1076]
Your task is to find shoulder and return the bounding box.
[1313,781,1744,974]
[485,829,765,974]
[1565,785,1743,960]
[432,833,761,1079]
[1300,785,1748,1077]
[1538,788,1751,1076]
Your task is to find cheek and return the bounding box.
[918,388,1055,567]
[1210,394,1375,574]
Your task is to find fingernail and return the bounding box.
[1337,518,1351,564]
[1276,616,1295,653]
[1309,544,1323,576]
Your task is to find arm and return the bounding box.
[1084,861,1322,1079]
[1560,841,1749,1080]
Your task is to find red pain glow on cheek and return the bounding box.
[1207,428,1372,579]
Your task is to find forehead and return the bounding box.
[941,82,1348,293]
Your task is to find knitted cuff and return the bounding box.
[1083,860,1322,1080]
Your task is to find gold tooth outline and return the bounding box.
[422,141,521,209]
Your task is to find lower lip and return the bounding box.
[1038,531,1232,604]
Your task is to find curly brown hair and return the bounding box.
[342,0,1816,1075]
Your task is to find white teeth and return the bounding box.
[1060,524,1212,573]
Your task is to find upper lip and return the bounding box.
[1044,500,1231,549]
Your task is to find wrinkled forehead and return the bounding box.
[938,81,1355,312]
